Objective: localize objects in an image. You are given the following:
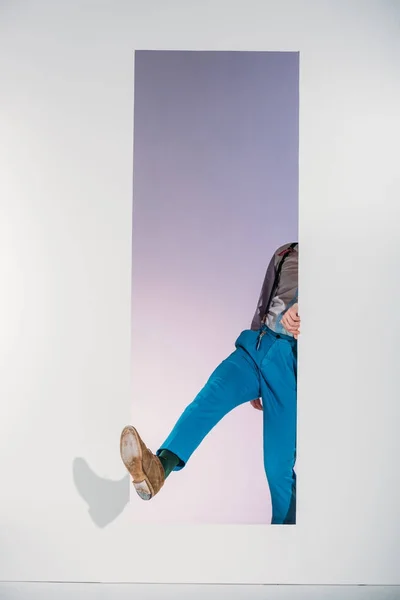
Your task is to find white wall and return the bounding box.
[0,0,399,587]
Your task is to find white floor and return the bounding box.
[0,583,399,599]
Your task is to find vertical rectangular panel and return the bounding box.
[131,50,299,524]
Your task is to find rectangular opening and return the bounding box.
[129,50,299,525]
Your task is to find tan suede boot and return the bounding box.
[120,426,165,500]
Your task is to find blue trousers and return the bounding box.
[158,326,297,524]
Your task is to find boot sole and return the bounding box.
[120,426,155,501]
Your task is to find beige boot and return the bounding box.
[120,426,165,500]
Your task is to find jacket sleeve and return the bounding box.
[250,253,276,331]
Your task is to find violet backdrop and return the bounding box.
[131,50,299,524]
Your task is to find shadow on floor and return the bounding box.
[73,457,130,528]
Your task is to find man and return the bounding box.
[120,242,300,524]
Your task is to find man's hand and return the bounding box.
[281,303,301,339]
[250,398,263,411]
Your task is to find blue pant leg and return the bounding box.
[158,341,260,469]
[260,338,297,524]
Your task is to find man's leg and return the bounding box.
[121,334,260,499]
[260,336,297,524]
[158,341,261,467]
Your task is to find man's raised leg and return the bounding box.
[120,341,260,500]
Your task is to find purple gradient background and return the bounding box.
[131,51,299,524]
